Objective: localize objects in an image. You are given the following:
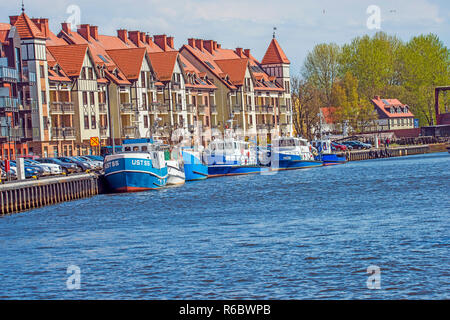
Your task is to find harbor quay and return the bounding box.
[0,143,446,216]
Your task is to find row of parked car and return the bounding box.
[1,155,104,180]
[331,141,373,152]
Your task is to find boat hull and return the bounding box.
[182,150,208,181]
[166,160,185,186]
[320,154,347,166]
[104,154,168,193]
[208,165,269,177]
[271,152,323,170]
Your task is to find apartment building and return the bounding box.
[0,18,36,160]
[180,36,293,143]
[3,8,292,154]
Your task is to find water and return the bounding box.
[0,153,449,299]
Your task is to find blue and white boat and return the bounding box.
[311,140,347,166]
[103,139,168,193]
[204,139,269,177]
[182,148,208,181]
[270,137,323,171]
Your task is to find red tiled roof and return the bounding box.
[147,51,179,82]
[46,44,89,77]
[106,48,147,81]
[321,107,338,124]
[0,23,11,31]
[214,58,248,86]
[10,13,45,39]
[371,97,415,118]
[261,38,290,65]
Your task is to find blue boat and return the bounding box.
[103,139,168,193]
[270,137,323,171]
[182,148,208,181]
[311,140,347,166]
[205,139,269,177]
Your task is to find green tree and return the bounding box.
[398,34,450,125]
[301,43,341,106]
[331,72,377,133]
[339,32,404,100]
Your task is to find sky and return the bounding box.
[1,0,449,75]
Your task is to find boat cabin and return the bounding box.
[311,140,332,154]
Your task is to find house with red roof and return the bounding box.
[371,96,415,130]
[180,35,292,143]
[0,21,36,160]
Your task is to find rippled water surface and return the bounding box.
[0,152,449,299]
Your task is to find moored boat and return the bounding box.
[311,140,347,166]
[204,139,269,177]
[182,148,208,181]
[103,139,168,193]
[270,137,323,170]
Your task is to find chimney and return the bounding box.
[78,24,91,42]
[188,38,195,48]
[217,44,221,49]
[117,29,128,43]
[166,36,174,49]
[204,40,214,54]
[61,22,71,34]
[195,39,204,51]
[235,48,243,57]
[32,18,50,38]
[244,49,251,57]
[145,35,152,45]
[154,35,168,51]
[128,31,142,47]
[90,26,98,41]
[213,41,217,51]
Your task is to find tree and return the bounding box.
[291,76,322,140]
[331,72,377,133]
[339,32,404,100]
[302,43,341,106]
[398,34,450,125]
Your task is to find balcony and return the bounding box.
[20,99,37,112]
[245,105,253,112]
[100,127,108,138]
[232,105,241,114]
[62,102,74,113]
[171,82,181,91]
[99,103,107,113]
[210,106,218,114]
[279,105,287,113]
[51,127,76,140]
[174,103,183,112]
[157,104,169,114]
[0,97,19,112]
[186,104,195,113]
[122,126,136,137]
[267,106,274,114]
[120,103,134,113]
[198,105,207,115]
[0,66,18,82]
[20,70,36,85]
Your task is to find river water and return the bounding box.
[0,152,449,299]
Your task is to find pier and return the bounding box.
[0,174,99,215]
[342,144,444,162]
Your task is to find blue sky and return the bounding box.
[2,0,449,74]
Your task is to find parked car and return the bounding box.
[84,155,104,162]
[7,160,41,178]
[341,141,365,150]
[23,159,63,176]
[78,156,103,170]
[35,158,79,174]
[10,160,49,176]
[58,157,92,172]
[331,142,348,152]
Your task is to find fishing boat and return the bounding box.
[154,143,186,186]
[311,140,347,166]
[103,139,168,193]
[270,137,323,170]
[182,148,208,181]
[204,139,269,177]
